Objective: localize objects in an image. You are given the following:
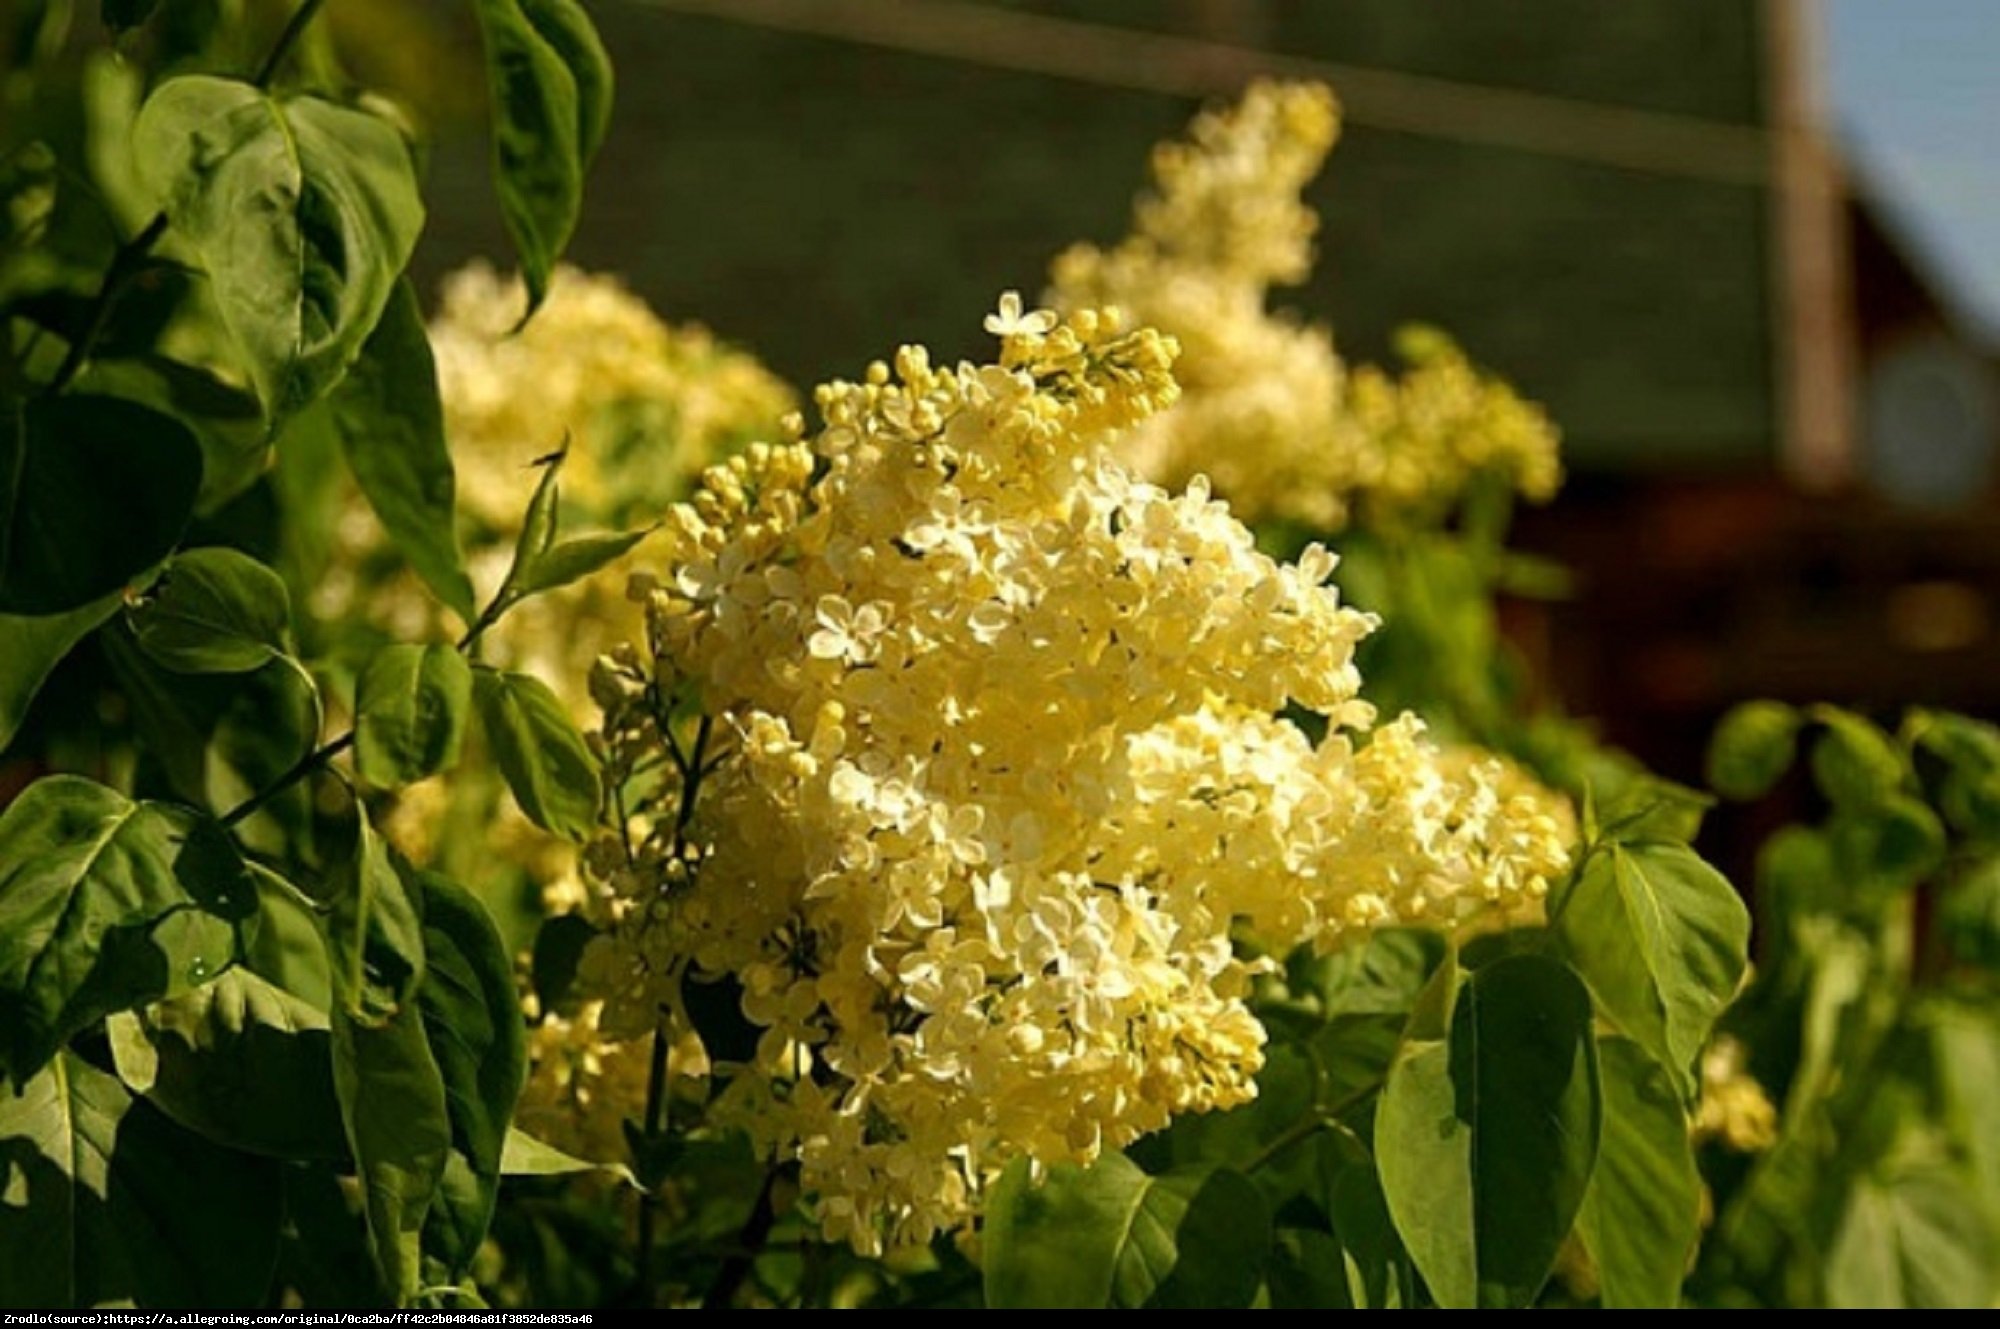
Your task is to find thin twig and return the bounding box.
[219,731,353,828]
[702,1167,783,1310]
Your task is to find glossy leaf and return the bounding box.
[1550,840,1749,1097]
[329,988,450,1305]
[0,393,200,615]
[1576,1038,1701,1308]
[507,528,652,600]
[983,1154,1270,1309]
[1376,954,1601,1309]
[241,861,334,1010]
[325,811,426,1025]
[470,0,614,314]
[105,966,346,1161]
[132,76,424,422]
[0,591,121,752]
[329,279,478,623]
[129,546,291,673]
[409,865,528,1282]
[0,776,250,1085]
[355,643,473,787]
[0,1051,282,1308]
[472,666,600,841]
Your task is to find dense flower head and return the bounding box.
[1049,80,1561,529]
[576,297,1574,1253]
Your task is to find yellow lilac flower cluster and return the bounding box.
[574,296,1574,1253]
[1694,1035,1779,1153]
[1048,81,1561,529]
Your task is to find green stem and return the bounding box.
[633,1023,671,1304]
[1242,1082,1379,1174]
[220,731,353,828]
[702,1167,782,1310]
[253,0,331,88]
[45,213,167,393]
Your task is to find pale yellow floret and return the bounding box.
[1049,81,1561,529]
[1694,1034,1779,1153]
[576,295,1575,1255]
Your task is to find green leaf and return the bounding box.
[1269,1228,1367,1310]
[531,911,595,1015]
[470,0,615,314]
[1287,926,1450,1020]
[329,988,451,1306]
[0,393,200,615]
[1809,707,1906,812]
[241,861,334,1009]
[132,76,424,423]
[1321,1143,1417,1309]
[356,643,473,787]
[104,966,347,1161]
[490,449,650,608]
[472,666,600,840]
[508,528,652,600]
[983,1155,1270,1309]
[1596,774,1712,844]
[0,1051,282,1308]
[1940,858,2000,969]
[1576,1038,1701,1308]
[330,278,478,623]
[1550,840,1749,1097]
[501,1126,607,1177]
[0,141,57,248]
[1830,795,1947,891]
[100,626,320,848]
[1707,701,1801,801]
[1271,1134,1416,1309]
[0,590,121,752]
[1825,1157,1997,1309]
[0,776,251,1085]
[409,864,528,1282]
[325,811,426,1025]
[128,546,290,673]
[75,354,271,515]
[1376,953,1601,1309]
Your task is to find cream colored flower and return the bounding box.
[576,299,1574,1254]
[1050,81,1561,529]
